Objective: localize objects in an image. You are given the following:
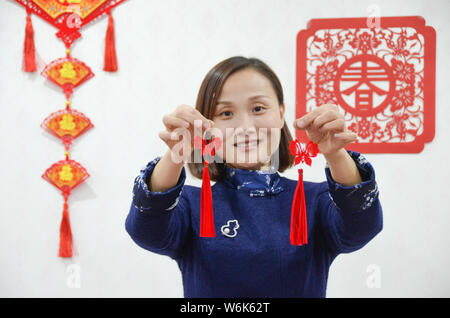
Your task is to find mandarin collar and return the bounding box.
[222,164,284,197]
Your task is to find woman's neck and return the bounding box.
[224,160,274,173]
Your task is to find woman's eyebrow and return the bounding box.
[217,95,269,105]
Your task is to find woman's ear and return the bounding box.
[280,103,286,127]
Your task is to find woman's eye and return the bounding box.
[218,111,232,117]
[253,106,265,112]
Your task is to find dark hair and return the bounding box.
[187,56,295,182]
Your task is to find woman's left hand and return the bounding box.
[293,104,357,157]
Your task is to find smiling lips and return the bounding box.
[234,139,260,151]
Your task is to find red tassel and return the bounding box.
[59,200,73,257]
[103,10,118,72]
[23,10,37,72]
[290,168,308,246]
[200,163,215,237]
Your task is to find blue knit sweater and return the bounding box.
[125,150,383,297]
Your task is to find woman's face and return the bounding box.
[210,68,285,170]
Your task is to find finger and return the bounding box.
[159,130,169,139]
[294,104,339,130]
[191,108,215,127]
[294,109,320,130]
[175,106,214,128]
[318,118,346,134]
[162,115,190,130]
[178,109,213,129]
[294,107,328,130]
[159,129,179,140]
[334,132,357,143]
[158,131,173,144]
[313,111,342,131]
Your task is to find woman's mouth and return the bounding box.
[234,140,260,151]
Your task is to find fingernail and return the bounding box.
[183,122,190,128]
[203,121,211,129]
[296,120,305,128]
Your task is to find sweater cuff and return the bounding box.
[132,156,186,214]
[325,150,379,212]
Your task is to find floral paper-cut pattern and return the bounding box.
[296,16,436,153]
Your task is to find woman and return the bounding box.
[125,56,383,297]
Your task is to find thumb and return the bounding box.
[334,132,357,145]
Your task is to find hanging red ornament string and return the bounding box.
[14,0,128,258]
[103,9,118,72]
[23,8,37,72]
[194,135,222,238]
[15,0,127,73]
[40,54,95,257]
[42,154,90,257]
[288,139,319,246]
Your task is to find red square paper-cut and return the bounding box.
[296,16,436,153]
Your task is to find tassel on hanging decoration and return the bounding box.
[290,169,308,245]
[289,140,319,246]
[42,154,89,259]
[17,0,127,259]
[194,135,222,237]
[59,194,73,257]
[103,10,118,72]
[23,9,37,72]
[200,162,215,237]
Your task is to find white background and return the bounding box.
[0,0,449,297]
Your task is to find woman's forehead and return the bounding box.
[219,69,275,98]
[217,71,276,105]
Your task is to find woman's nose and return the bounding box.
[238,114,256,132]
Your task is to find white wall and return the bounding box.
[0,0,449,297]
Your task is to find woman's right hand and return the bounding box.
[159,104,214,161]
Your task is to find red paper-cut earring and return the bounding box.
[289,139,319,246]
[194,135,222,238]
